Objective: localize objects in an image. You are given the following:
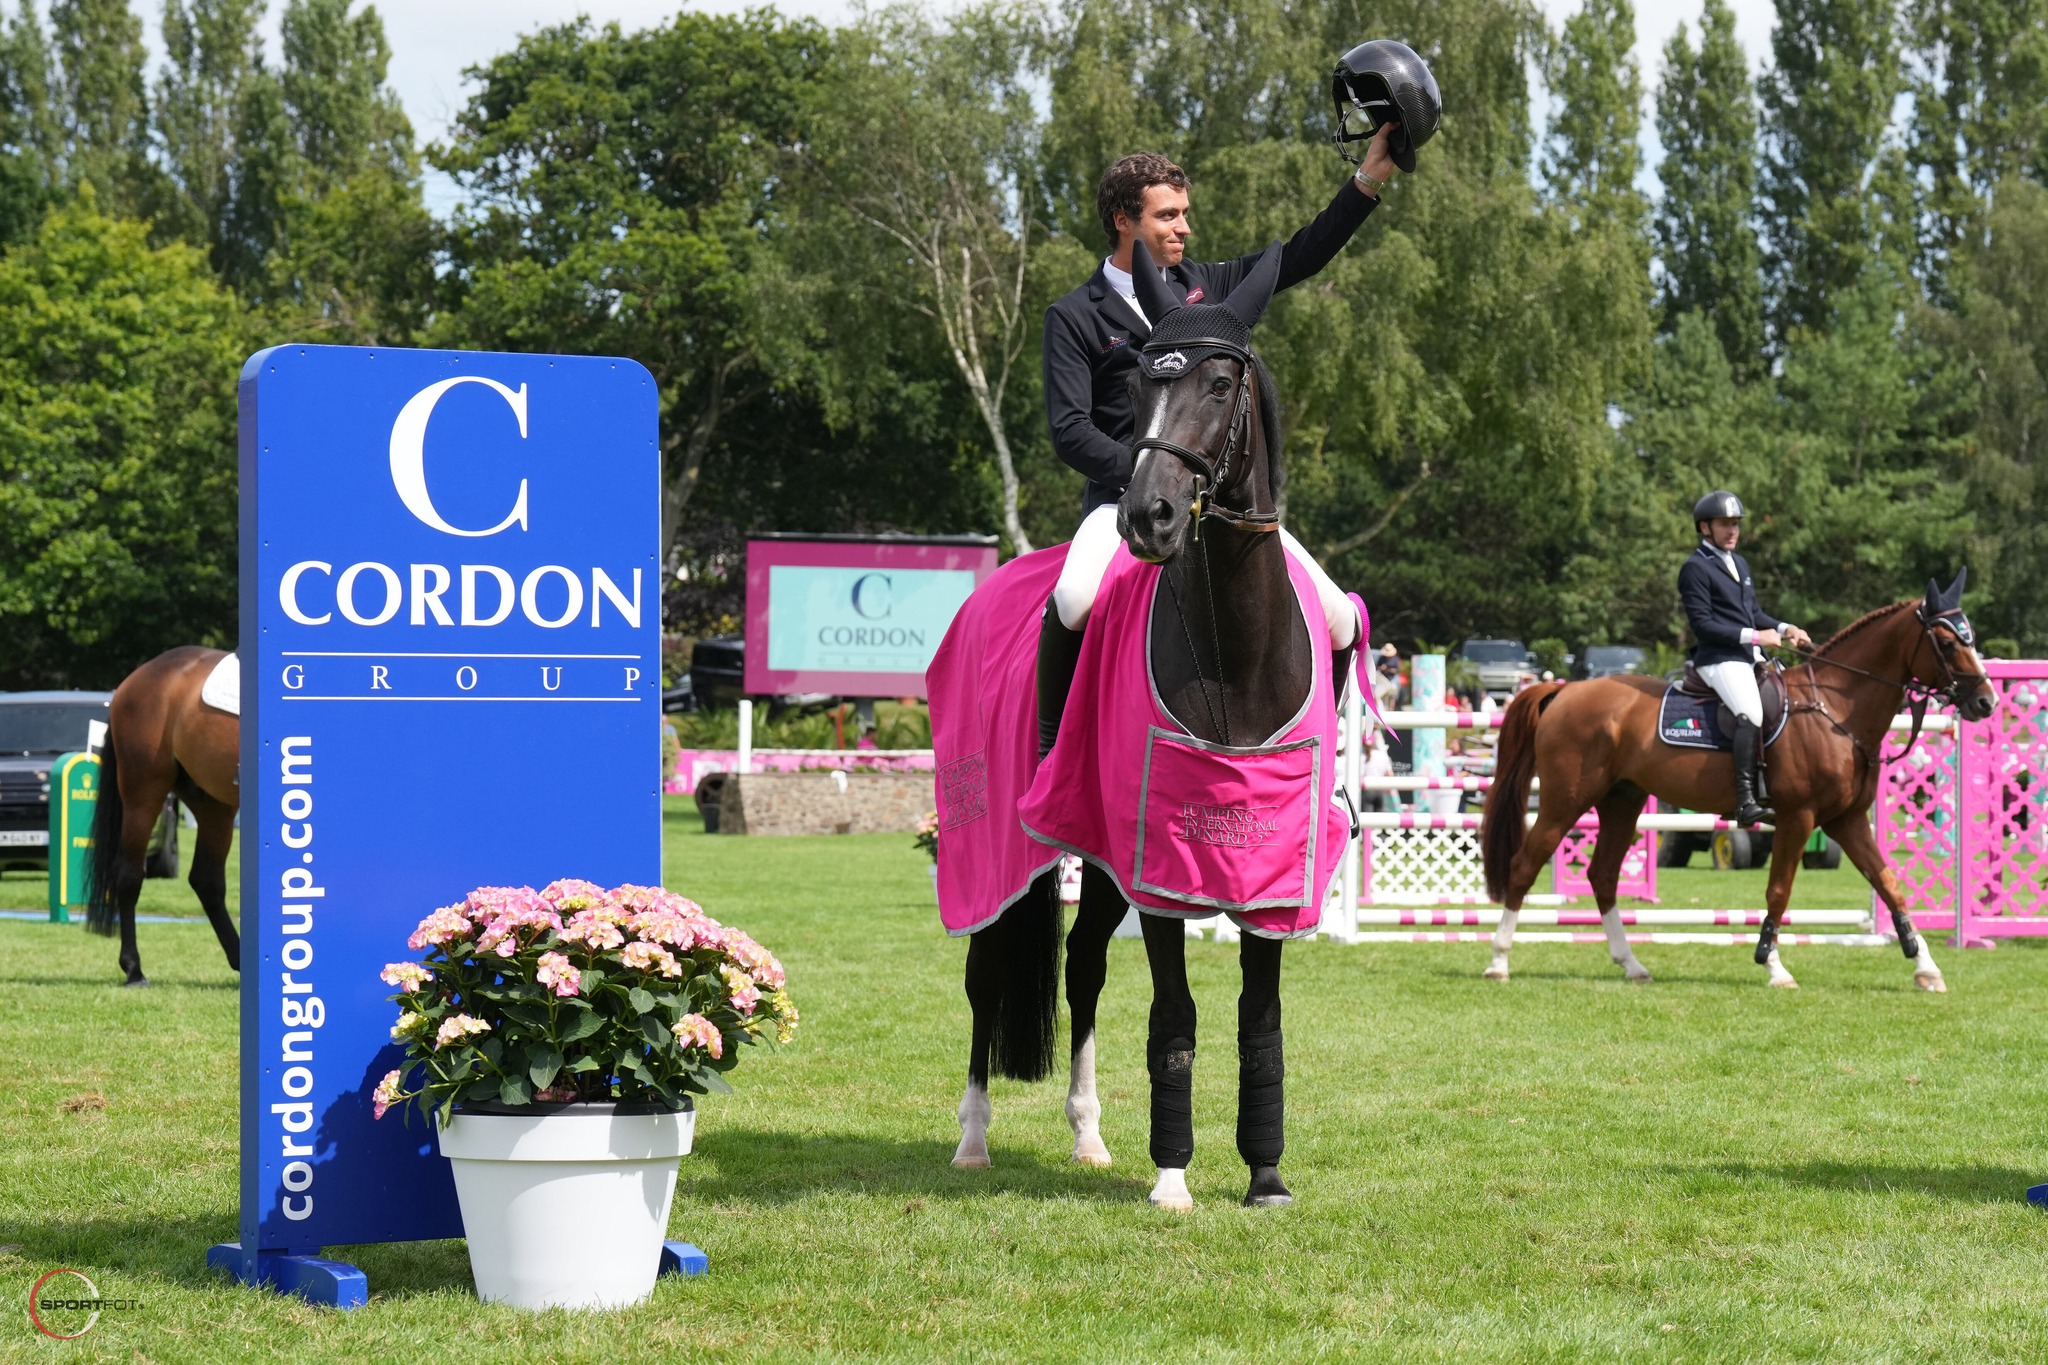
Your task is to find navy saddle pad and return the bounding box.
[1658,671,1788,751]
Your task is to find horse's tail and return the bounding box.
[988,873,1064,1083]
[85,740,125,936]
[1481,683,1566,903]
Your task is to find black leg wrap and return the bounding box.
[1892,906,1921,959]
[1754,919,1779,966]
[1036,598,1086,762]
[1147,1039,1196,1169]
[1235,1029,1285,1170]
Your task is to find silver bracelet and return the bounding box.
[1354,169,1387,196]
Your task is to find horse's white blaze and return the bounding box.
[1601,906,1652,982]
[1765,945,1799,989]
[1066,1032,1111,1166]
[1484,908,1518,979]
[953,1081,992,1169]
[1149,1166,1193,1211]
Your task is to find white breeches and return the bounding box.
[1051,505,1360,650]
[1697,658,1763,727]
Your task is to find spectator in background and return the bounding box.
[1373,643,1403,713]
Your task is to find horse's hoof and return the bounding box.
[1482,965,1510,981]
[1624,967,1654,984]
[1072,1140,1112,1168]
[1914,973,1947,993]
[951,1150,991,1170]
[1148,1190,1193,1212]
[1244,1167,1292,1208]
[120,977,151,988]
[1768,976,1799,990]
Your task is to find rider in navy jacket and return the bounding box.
[1679,491,1811,824]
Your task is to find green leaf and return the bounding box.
[627,986,657,1016]
[480,1036,504,1066]
[567,1056,602,1073]
[529,1046,564,1091]
[639,1014,673,1050]
[463,1076,499,1101]
[559,1008,605,1043]
[499,1073,533,1106]
[580,966,606,992]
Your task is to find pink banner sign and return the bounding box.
[744,536,998,699]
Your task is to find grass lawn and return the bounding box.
[4,798,2046,1361]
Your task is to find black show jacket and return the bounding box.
[1042,180,1380,518]
[1679,542,1785,666]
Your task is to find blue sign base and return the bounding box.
[204,1239,707,1306]
[2027,1183,2048,1208]
[660,1240,710,1278]
[206,1242,369,1309]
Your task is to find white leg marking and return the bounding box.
[953,1081,992,1168]
[1484,908,1519,980]
[1765,945,1799,990]
[1912,938,1947,993]
[1066,1031,1112,1166]
[1601,906,1652,982]
[1148,1166,1193,1211]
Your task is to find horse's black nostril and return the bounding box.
[1150,498,1174,526]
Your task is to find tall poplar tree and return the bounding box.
[1654,0,1764,374]
[155,0,267,263]
[48,0,155,215]
[1909,0,2048,291]
[1759,0,1903,341]
[0,2,57,242]
[1545,0,1647,242]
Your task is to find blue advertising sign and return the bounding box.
[213,346,659,1299]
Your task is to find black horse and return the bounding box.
[954,241,1340,1209]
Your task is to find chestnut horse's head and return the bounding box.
[1916,568,1997,721]
[1117,239,1284,563]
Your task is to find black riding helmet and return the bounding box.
[1332,39,1442,173]
[1692,490,1745,531]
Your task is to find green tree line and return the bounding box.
[1,0,2043,686]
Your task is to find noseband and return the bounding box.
[1130,341,1281,535]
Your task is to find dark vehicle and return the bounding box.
[0,692,176,877]
[688,637,835,715]
[1574,644,1646,679]
[1453,638,1535,700]
[1657,825,1841,871]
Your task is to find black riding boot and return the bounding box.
[1036,598,1085,762]
[1731,717,1771,826]
[1237,1029,1292,1207]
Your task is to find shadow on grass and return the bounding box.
[684,1126,1149,1206]
[0,971,237,990]
[1706,1160,2040,1204]
[1,1211,240,1290]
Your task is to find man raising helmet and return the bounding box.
[1678,491,1813,824]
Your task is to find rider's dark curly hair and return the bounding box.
[1097,152,1189,248]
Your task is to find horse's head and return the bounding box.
[1117,240,1283,563]
[1916,568,1998,721]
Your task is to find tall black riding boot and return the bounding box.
[1237,1029,1292,1207]
[1731,718,1771,826]
[1036,597,1085,762]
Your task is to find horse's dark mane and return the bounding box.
[1810,598,1916,655]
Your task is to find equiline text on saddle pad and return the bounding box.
[1657,668,1788,751]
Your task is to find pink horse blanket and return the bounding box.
[927,541,1361,940]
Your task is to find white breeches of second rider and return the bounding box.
[1697,658,1764,727]
[1050,504,1360,650]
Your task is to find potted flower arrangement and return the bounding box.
[375,879,797,1309]
[914,809,939,900]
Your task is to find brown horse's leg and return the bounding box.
[1824,812,1947,992]
[1756,812,1814,989]
[178,781,240,973]
[112,795,162,986]
[1588,789,1653,982]
[1484,806,1581,981]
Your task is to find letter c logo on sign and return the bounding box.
[389,376,531,537]
[850,572,892,620]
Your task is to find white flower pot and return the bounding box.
[928,863,939,901]
[438,1102,695,1309]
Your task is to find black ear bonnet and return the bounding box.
[1129,238,1282,379]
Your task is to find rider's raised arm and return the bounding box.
[1200,180,1381,301]
[1043,305,1132,490]
[1678,558,1746,647]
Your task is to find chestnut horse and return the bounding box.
[85,647,241,985]
[1479,571,1995,990]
